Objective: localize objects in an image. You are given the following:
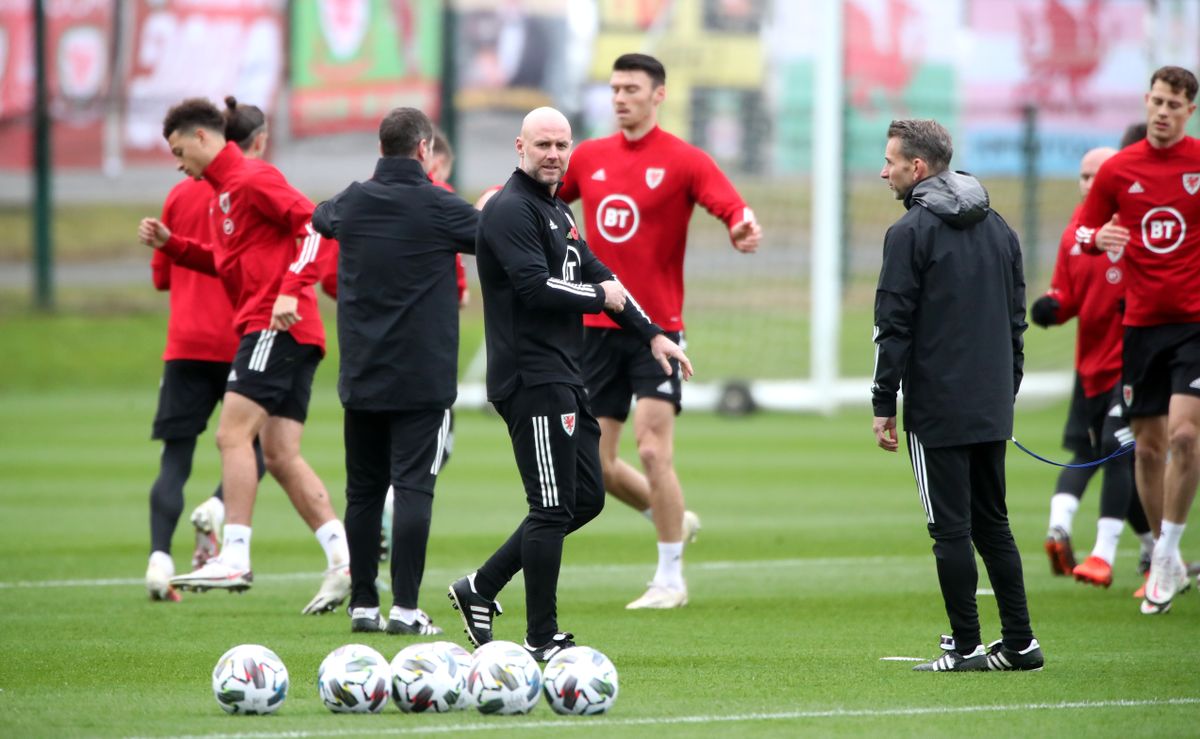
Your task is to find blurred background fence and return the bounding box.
[3,0,1199,405]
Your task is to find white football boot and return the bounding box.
[302,564,351,615]
[625,582,689,609]
[682,510,702,545]
[146,553,180,602]
[189,496,225,568]
[170,557,252,593]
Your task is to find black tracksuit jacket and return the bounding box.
[477,168,662,402]
[312,156,479,411]
[872,170,1028,448]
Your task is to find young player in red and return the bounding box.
[1076,65,1200,614]
[557,53,761,609]
[138,98,351,615]
[1033,146,1153,590]
[144,101,274,602]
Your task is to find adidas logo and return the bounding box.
[1129,181,1145,194]
[592,169,607,181]
[1190,377,1200,390]
[549,221,559,230]
[656,379,673,394]
[228,368,238,382]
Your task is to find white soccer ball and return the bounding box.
[317,644,392,713]
[465,640,542,715]
[541,646,619,715]
[390,640,473,713]
[211,644,289,715]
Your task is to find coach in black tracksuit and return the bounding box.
[312,107,479,635]
[872,119,1042,672]
[448,108,691,660]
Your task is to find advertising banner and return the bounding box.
[123,0,286,162]
[290,0,441,137]
[0,0,115,170]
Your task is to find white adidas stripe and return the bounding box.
[907,432,934,524]
[531,416,559,508]
[430,409,451,475]
[247,330,277,373]
[289,225,321,274]
[546,278,596,297]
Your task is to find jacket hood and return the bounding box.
[905,170,989,228]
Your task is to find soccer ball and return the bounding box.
[317,644,392,713]
[541,646,619,715]
[390,640,472,712]
[211,644,289,715]
[465,640,542,715]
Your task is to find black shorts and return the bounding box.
[1122,323,1200,418]
[151,359,230,440]
[582,328,683,422]
[1060,374,1091,455]
[227,330,322,422]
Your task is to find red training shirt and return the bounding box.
[158,143,327,353]
[558,126,752,331]
[151,177,240,363]
[1077,136,1200,326]
[1043,203,1125,397]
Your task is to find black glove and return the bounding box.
[1030,295,1060,328]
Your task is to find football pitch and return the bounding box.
[1,313,1198,737]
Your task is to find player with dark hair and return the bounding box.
[448,107,692,662]
[312,107,479,635]
[138,97,351,615]
[874,118,1041,672]
[557,52,761,609]
[1077,65,1200,614]
[144,97,272,601]
[1033,146,1154,590]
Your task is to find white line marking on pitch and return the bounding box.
[129,698,1200,739]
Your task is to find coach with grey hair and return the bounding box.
[311,107,479,636]
[871,119,1043,672]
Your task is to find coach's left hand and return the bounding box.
[270,294,301,331]
[873,416,898,452]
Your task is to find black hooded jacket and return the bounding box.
[871,170,1027,448]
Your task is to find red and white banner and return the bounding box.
[122,0,286,163]
[0,0,115,170]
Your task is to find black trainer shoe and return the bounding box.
[349,607,384,633]
[386,608,444,636]
[524,632,575,663]
[984,638,1044,671]
[447,573,502,647]
[913,644,987,672]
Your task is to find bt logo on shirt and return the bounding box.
[596,194,640,243]
[1141,206,1186,254]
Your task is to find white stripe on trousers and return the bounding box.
[248,330,277,373]
[531,416,559,508]
[430,409,451,475]
[907,431,935,524]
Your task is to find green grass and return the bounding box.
[0,312,1196,737]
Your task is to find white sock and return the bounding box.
[1090,517,1123,565]
[148,550,174,575]
[642,508,654,522]
[315,519,349,569]
[653,541,684,590]
[1048,493,1079,535]
[222,524,252,571]
[351,605,379,619]
[390,606,419,624]
[1158,520,1187,559]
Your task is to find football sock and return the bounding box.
[148,550,174,575]
[1158,520,1186,559]
[653,541,684,590]
[351,606,380,619]
[642,508,654,522]
[1091,517,1123,565]
[389,606,419,624]
[1048,493,1079,535]
[222,524,252,570]
[315,519,350,569]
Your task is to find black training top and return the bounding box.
[477,168,662,402]
[313,156,479,411]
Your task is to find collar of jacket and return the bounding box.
[509,167,558,202]
[372,156,430,183]
[202,142,244,190]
